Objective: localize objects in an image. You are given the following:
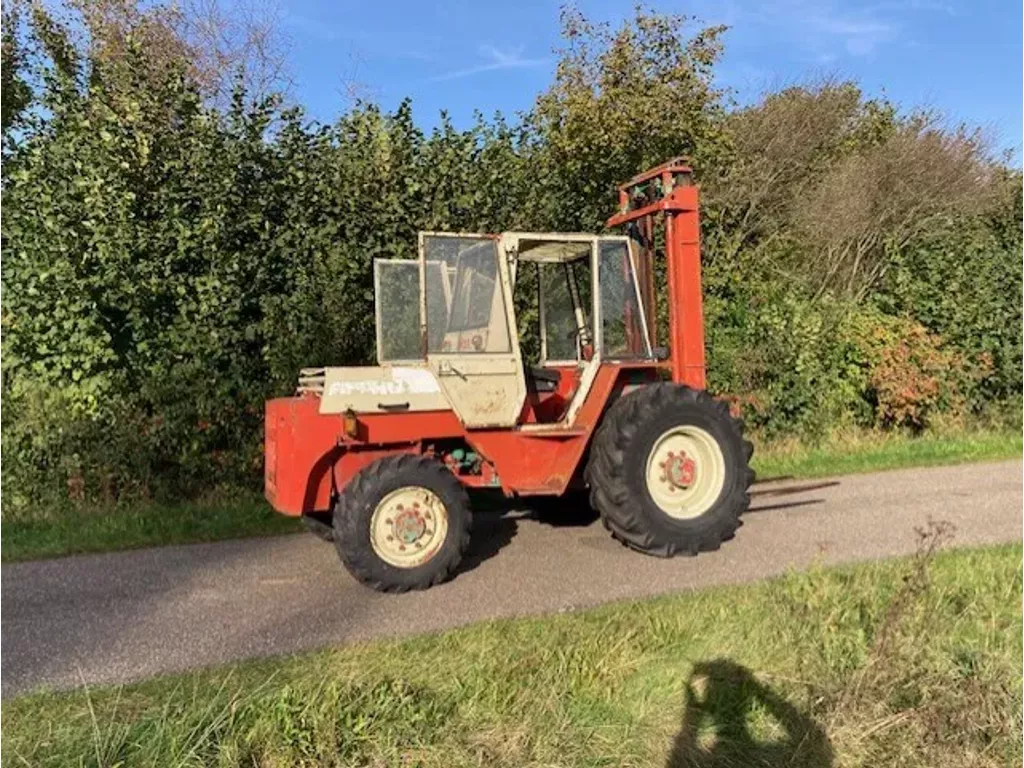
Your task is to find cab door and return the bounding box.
[420,233,526,428]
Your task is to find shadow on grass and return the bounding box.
[666,659,833,768]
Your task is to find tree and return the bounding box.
[701,81,898,274]
[798,116,1001,300]
[525,5,731,231]
[1,2,33,135]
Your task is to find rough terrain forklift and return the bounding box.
[265,159,754,592]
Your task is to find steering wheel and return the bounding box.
[565,328,594,362]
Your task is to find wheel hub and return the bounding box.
[645,425,727,519]
[370,487,447,568]
[392,506,428,545]
[661,451,697,490]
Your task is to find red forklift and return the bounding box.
[264,159,754,591]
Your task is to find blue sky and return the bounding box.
[279,0,1022,160]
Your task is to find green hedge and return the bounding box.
[2,5,1020,515]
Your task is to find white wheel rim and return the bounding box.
[645,425,727,519]
[369,487,449,568]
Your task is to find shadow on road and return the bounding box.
[666,659,833,768]
[471,488,600,528]
[751,479,841,498]
[455,511,519,576]
[454,490,597,577]
[524,489,600,528]
[747,479,840,514]
[747,499,825,514]
[458,476,843,577]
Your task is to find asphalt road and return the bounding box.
[3,459,1021,698]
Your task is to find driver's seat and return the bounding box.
[526,366,560,393]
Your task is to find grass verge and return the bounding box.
[0,492,301,563]
[2,427,1019,563]
[3,541,1020,767]
[752,427,1021,480]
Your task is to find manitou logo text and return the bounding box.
[326,368,441,397]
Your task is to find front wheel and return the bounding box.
[585,384,754,556]
[333,455,472,592]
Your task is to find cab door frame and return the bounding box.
[500,232,603,430]
[419,232,527,429]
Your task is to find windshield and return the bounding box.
[598,239,651,358]
[540,259,592,362]
[422,235,510,354]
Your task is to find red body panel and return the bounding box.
[265,364,660,515]
[265,395,340,515]
[265,397,464,515]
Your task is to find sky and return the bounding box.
[277,0,1022,160]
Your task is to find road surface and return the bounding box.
[3,459,1021,698]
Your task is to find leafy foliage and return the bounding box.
[1,2,1020,512]
[844,311,975,431]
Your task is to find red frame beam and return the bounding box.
[265,364,662,515]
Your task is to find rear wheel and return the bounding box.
[585,384,754,556]
[333,455,471,592]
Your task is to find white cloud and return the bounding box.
[806,12,897,56]
[710,0,944,60]
[429,44,548,82]
[809,14,897,56]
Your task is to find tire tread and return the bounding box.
[585,383,754,557]
[333,454,471,593]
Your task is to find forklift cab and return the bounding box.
[504,233,654,425]
[373,231,655,429]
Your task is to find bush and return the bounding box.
[874,202,1023,411]
[706,283,865,439]
[843,311,976,431]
